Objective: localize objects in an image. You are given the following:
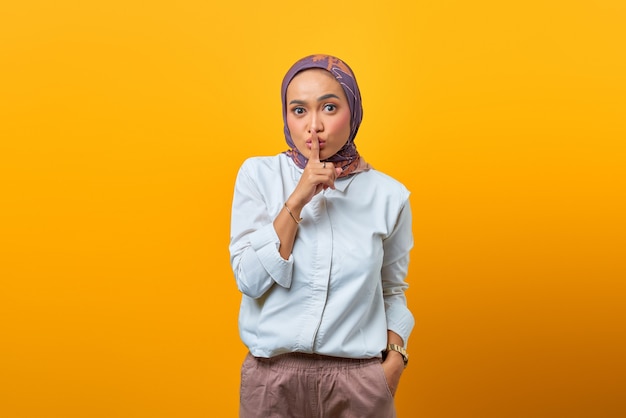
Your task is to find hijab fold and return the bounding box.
[282,54,371,177]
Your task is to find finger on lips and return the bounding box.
[305,132,337,190]
[309,131,320,163]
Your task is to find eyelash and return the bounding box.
[291,104,337,115]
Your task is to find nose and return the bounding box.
[308,111,323,133]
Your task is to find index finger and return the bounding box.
[309,130,320,163]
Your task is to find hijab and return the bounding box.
[281,54,371,177]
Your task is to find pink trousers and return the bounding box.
[239,352,396,418]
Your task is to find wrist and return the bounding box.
[283,202,302,225]
[385,350,404,365]
[385,343,409,368]
[285,197,304,216]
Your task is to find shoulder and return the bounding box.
[237,154,293,177]
[239,154,282,171]
[354,169,410,201]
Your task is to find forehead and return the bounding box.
[286,69,345,98]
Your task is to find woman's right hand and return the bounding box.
[287,131,343,211]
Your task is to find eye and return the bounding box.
[292,107,305,115]
[323,104,337,112]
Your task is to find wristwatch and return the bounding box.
[386,343,409,367]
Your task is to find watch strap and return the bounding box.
[386,343,409,367]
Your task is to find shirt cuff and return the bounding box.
[249,223,294,289]
[386,303,415,348]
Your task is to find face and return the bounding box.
[286,69,351,161]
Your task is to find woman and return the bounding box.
[229,54,414,418]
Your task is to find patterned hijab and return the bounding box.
[281,54,371,177]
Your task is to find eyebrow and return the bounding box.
[289,94,341,105]
[317,94,340,101]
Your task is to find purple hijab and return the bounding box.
[282,54,366,176]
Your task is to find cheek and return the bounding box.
[286,116,302,139]
[333,111,351,137]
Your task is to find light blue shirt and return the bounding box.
[229,154,414,359]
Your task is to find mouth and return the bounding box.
[306,140,326,149]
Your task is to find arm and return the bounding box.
[380,199,415,395]
[274,130,342,259]
[230,132,341,297]
[382,330,407,395]
[229,162,293,298]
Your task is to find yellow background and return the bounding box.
[1,0,624,417]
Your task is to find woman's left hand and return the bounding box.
[381,352,405,396]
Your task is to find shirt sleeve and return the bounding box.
[381,195,415,347]
[229,161,294,299]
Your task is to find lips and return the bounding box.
[306,140,326,148]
